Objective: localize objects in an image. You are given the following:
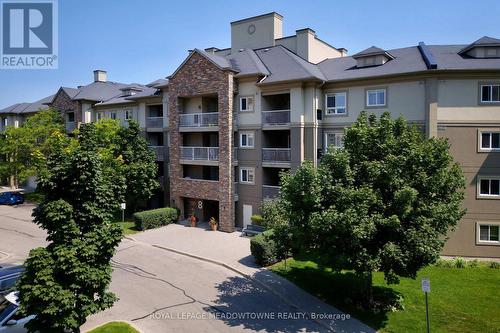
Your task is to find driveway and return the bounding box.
[1,206,374,333]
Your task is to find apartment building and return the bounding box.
[1,12,499,257]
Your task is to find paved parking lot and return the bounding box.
[1,205,373,333]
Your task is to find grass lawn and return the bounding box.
[270,256,500,333]
[24,192,45,203]
[87,321,139,333]
[116,221,140,236]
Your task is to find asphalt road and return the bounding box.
[1,205,331,333]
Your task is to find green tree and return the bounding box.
[0,109,66,187]
[17,124,125,333]
[279,112,466,301]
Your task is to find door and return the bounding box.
[243,204,252,228]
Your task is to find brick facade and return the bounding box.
[168,51,236,232]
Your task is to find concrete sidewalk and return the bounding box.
[130,223,375,333]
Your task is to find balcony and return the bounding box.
[179,112,218,131]
[262,185,280,200]
[262,148,291,165]
[146,117,164,128]
[233,147,238,164]
[66,121,76,132]
[149,146,164,161]
[180,146,219,165]
[262,110,290,127]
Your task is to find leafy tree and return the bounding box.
[17,124,125,333]
[279,112,465,301]
[0,109,66,187]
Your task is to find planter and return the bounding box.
[190,216,197,227]
[210,224,217,231]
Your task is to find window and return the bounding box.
[479,224,500,243]
[366,89,386,107]
[478,177,500,197]
[67,112,75,122]
[240,132,254,148]
[125,109,133,120]
[110,112,117,120]
[480,132,500,150]
[325,92,347,115]
[481,84,500,103]
[240,97,254,112]
[325,132,344,150]
[240,168,255,184]
[3,118,7,127]
[96,112,103,121]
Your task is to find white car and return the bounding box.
[0,292,33,333]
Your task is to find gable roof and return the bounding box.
[95,84,159,106]
[225,48,270,77]
[168,49,238,79]
[254,45,326,85]
[0,94,54,115]
[71,81,129,102]
[352,46,394,60]
[459,36,500,55]
[428,44,500,70]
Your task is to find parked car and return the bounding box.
[0,292,33,332]
[0,193,24,206]
[0,267,24,295]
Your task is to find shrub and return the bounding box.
[468,259,479,268]
[250,214,263,225]
[434,259,453,268]
[489,261,500,269]
[133,207,178,231]
[250,229,278,266]
[453,257,466,268]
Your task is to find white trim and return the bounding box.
[366,89,386,107]
[479,131,500,151]
[239,131,255,148]
[477,176,500,199]
[325,92,347,115]
[239,167,255,184]
[476,222,500,245]
[324,131,344,151]
[480,84,500,103]
[239,96,254,112]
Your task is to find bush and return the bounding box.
[434,259,453,268]
[489,261,500,269]
[250,214,263,225]
[453,257,466,268]
[133,207,178,231]
[250,229,278,266]
[468,259,479,268]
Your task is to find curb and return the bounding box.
[133,240,335,332]
[83,320,141,333]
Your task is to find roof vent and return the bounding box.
[352,46,394,68]
[93,70,107,83]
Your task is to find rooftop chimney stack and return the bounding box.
[230,12,283,53]
[93,70,107,83]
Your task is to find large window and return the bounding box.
[478,177,500,197]
[325,132,344,150]
[325,92,347,115]
[478,224,500,243]
[366,89,386,107]
[240,167,255,184]
[240,97,254,112]
[240,132,254,148]
[480,131,500,151]
[481,84,500,103]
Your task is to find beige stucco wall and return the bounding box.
[231,13,282,53]
[93,104,139,126]
[437,79,500,122]
[321,80,426,125]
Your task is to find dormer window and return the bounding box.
[459,36,500,59]
[352,46,394,68]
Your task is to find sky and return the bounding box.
[1,0,500,109]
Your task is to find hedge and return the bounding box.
[250,229,278,266]
[133,207,178,231]
[250,214,263,225]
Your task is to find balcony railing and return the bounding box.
[147,116,164,128]
[262,148,291,163]
[180,146,219,161]
[149,145,164,161]
[179,112,218,128]
[262,110,290,126]
[263,185,280,200]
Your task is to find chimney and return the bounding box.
[230,12,283,53]
[93,70,107,83]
